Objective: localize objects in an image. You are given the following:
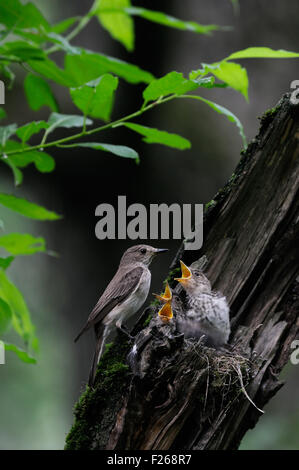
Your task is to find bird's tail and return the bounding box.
[88,324,107,387]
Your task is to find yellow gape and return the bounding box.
[158,302,173,323]
[174,260,192,284]
[153,281,172,303]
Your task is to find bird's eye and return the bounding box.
[194,271,200,277]
[140,248,146,254]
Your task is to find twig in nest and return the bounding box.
[232,363,264,414]
[203,354,210,413]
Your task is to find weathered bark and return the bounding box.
[65,94,299,450]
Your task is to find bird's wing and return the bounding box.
[74,265,144,342]
[87,265,144,326]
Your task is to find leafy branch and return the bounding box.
[2,94,176,160]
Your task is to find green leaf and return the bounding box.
[123,122,191,150]
[11,28,45,45]
[143,72,199,104]
[0,193,61,221]
[189,48,299,101]
[195,76,216,88]
[16,121,49,144]
[184,95,247,147]
[211,62,248,99]
[189,67,206,80]
[1,65,15,89]
[2,141,55,173]
[95,0,134,52]
[75,142,139,161]
[125,7,220,35]
[65,51,154,85]
[0,108,6,120]
[9,151,55,173]
[4,343,36,364]
[188,75,225,89]
[24,74,58,112]
[0,124,17,147]
[0,233,46,256]
[191,62,249,100]
[0,270,38,350]
[0,256,14,270]
[70,74,118,121]
[0,0,49,29]
[51,17,78,34]
[0,298,13,334]
[226,47,299,60]
[1,156,23,185]
[45,113,93,139]
[0,41,45,61]
[28,57,75,87]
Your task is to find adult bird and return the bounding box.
[74,244,168,386]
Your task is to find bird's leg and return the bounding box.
[115,320,134,340]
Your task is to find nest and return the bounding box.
[182,338,264,415]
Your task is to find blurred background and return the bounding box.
[0,0,298,450]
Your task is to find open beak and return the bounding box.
[153,281,172,303]
[158,302,173,323]
[174,260,192,284]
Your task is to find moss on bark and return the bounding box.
[65,337,131,450]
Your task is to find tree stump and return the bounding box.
[65,93,299,450]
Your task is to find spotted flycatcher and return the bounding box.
[74,244,168,385]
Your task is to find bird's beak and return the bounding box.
[174,260,192,284]
[155,248,169,254]
[153,281,172,302]
[158,302,173,323]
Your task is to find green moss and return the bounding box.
[151,298,160,307]
[102,342,113,355]
[65,337,131,450]
[95,340,130,380]
[205,199,217,210]
[103,361,128,376]
[164,267,180,286]
[143,311,153,327]
[259,103,282,128]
